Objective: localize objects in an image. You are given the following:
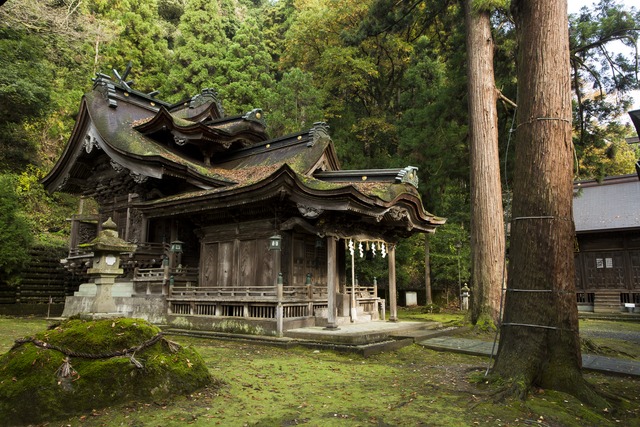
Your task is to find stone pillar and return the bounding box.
[388,244,398,322]
[325,237,339,329]
[91,267,118,314]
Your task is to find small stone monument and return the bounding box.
[81,217,136,316]
[461,283,470,311]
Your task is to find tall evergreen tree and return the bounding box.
[492,0,604,405]
[569,0,640,179]
[283,0,414,169]
[96,0,171,92]
[464,0,506,326]
[265,68,326,135]
[218,17,276,114]
[162,0,229,102]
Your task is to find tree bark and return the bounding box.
[492,0,602,404]
[464,1,506,325]
[425,234,432,305]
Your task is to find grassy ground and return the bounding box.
[0,314,638,427]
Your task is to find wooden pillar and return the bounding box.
[276,273,284,336]
[271,234,284,336]
[325,237,339,329]
[388,244,398,322]
[338,240,347,293]
[169,220,179,269]
[125,193,133,241]
[140,216,148,244]
[350,247,357,322]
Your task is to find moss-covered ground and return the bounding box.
[0,314,638,426]
[0,318,212,425]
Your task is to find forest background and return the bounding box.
[0,0,639,300]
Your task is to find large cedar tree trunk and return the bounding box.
[464,1,505,325]
[492,1,601,403]
[425,235,432,305]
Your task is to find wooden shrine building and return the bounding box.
[572,109,640,314]
[43,70,445,335]
[574,174,640,313]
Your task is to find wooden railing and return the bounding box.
[168,283,379,302]
[133,266,198,295]
[166,282,385,330]
[169,284,313,299]
[346,285,378,299]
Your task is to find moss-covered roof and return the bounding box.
[85,91,235,183]
[43,73,445,232]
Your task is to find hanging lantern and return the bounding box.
[269,234,282,251]
[170,240,184,253]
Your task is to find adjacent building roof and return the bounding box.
[574,174,640,233]
[629,109,640,139]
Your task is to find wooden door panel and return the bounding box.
[218,241,236,287]
[201,243,218,287]
[239,240,257,286]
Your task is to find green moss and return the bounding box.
[0,318,212,426]
[473,313,497,332]
[213,320,266,335]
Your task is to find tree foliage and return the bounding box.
[0,174,32,285]
[218,17,276,114]
[265,67,326,136]
[161,0,229,102]
[569,0,640,178]
[0,27,52,171]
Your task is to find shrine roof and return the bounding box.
[136,164,445,233]
[42,69,445,233]
[42,74,339,194]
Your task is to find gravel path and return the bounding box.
[579,321,640,344]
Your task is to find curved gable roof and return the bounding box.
[43,70,445,236]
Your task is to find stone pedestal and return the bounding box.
[92,274,119,314]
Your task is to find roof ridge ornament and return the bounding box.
[92,62,163,105]
[307,122,330,147]
[112,61,134,91]
[243,108,266,126]
[396,166,419,188]
[191,88,225,117]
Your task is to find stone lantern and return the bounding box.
[461,283,470,311]
[81,217,136,316]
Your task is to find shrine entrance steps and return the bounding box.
[594,291,626,313]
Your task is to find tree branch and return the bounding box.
[496,89,517,108]
[571,28,640,55]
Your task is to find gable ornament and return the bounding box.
[297,203,324,219]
